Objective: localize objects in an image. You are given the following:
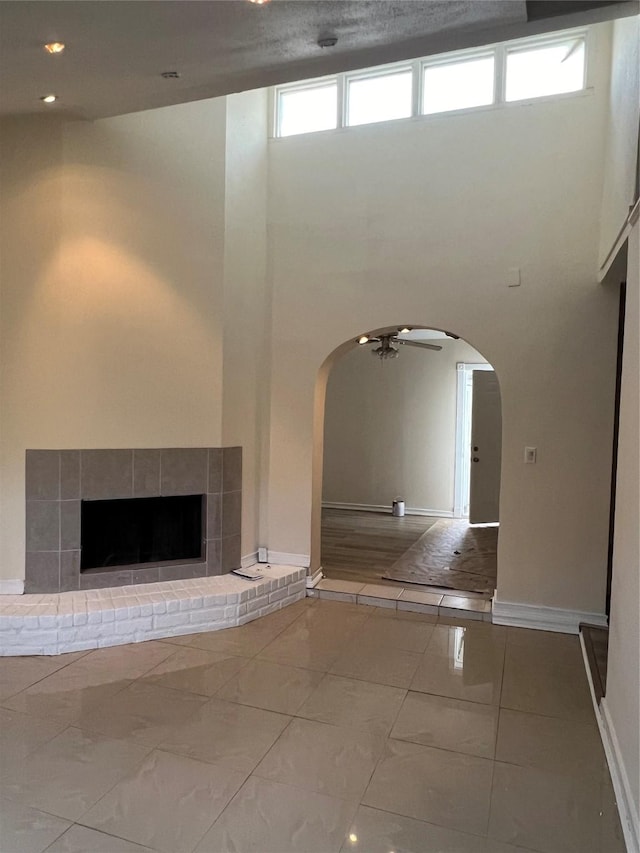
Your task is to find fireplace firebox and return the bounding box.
[81,495,204,571]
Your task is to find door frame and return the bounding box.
[453,362,494,519]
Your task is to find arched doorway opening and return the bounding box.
[311,325,502,600]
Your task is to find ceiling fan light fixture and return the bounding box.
[372,343,399,359]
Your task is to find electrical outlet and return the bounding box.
[524,446,537,464]
[258,547,268,563]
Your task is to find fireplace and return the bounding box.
[25,447,242,593]
[81,495,205,571]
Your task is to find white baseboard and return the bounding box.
[322,501,454,518]
[0,580,24,595]
[267,551,310,569]
[492,593,608,634]
[600,697,640,853]
[306,567,324,589]
[241,552,258,570]
[580,633,639,853]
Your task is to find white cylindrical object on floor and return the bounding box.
[392,499,405,517]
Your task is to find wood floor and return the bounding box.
[321,508,491,597]
[320,508,438,588]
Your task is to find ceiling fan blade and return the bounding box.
[396,339,443,351]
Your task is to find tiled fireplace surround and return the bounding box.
[25,447,243,594]
[3,447,308,657]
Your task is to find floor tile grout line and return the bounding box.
[353,797,494,847]
[0,649,93,703]
[189,766,255,852]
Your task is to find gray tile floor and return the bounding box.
[0,598,626,853]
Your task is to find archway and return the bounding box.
[311,324,502,599]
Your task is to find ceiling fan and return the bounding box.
[357,329,445,360]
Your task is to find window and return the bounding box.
[277,81,337,137]
[273,28,588,138]
[346,68,413,127]
[505,36,586,102]
[423,54,495,115]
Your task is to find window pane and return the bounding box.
[505,39,585,102]
[278,84,337,137]
[422,56,494,115]
[347,71,412,127]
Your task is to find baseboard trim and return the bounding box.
[579,636,639,853]
[267,551,310,569]
[241,552,258,570]
[0,580,24,595]
[599,697,640,853]
[322,501,454,518]
[305,567,324,589]
[492,594,608,634]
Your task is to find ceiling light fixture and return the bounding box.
[398,327,411,334]
[372,340,399,359]
[40,94,58,103]
[248,0,271,5]
[44,42,65,54]
[161,71,180,79]
[357,335,369,345]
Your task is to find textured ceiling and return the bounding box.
[0,0,636,120]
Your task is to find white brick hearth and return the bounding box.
[0,565,306,656]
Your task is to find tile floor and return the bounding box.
[0,597,625,853]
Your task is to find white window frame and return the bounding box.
[420,47,497,116]
[274,74,340,138]
[343,60,415,128]
[272,26,591,139]
[502,28,589,104]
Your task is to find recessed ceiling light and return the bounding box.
[40,94,58,103]
[161,71,180,79]
[248,0,271,4]
[44,42,65,54]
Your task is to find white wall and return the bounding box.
[599,16,639,268]
[599,17,639,848]
[0,100,228,581]
[603,221,639,850]
[222,90,270,559]
[323,339,486,512]
[0,117,64,581]
[266,22,618,613]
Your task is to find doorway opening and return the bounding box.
[317,326,501,598]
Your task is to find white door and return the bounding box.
[469,370,502,524]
